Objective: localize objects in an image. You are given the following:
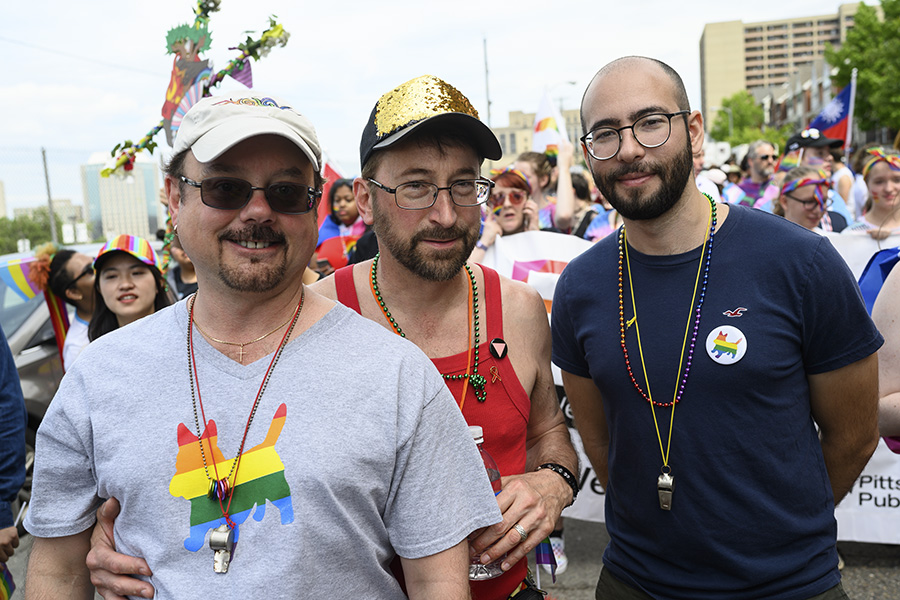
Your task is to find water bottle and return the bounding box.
[468,425,506,580]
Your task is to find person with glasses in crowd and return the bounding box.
[27,93,501,599]
[737,140,779,208]
[469,166,539,263]
[773,166,848,232]
[312,75,578,599]
[784,128,856,223]
[553,56,881,600]
[29,244,96,368]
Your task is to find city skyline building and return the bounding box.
[699,2,865,130]
[490,108,581,169]
[81,152,164,240]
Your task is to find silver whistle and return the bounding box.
[210,524,234,573]
[657,472,675,511]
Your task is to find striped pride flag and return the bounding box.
[0,563,13,600]
[169,403,294,552]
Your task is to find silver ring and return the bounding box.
[513,524,528,543]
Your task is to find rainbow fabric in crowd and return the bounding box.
[861,147,900,179]
[169,403,294,552]
[775,148,803,173]
[0,562,14,600]
[535,537,558,582]
[779,169,831,210]
[5,256,71,367]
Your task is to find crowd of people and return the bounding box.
[3,55,899,600]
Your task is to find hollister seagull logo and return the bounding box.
[706,326,747,365]
[723,307,747,318]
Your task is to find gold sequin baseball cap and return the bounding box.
[359,75,502,168]
[174,94,322,171]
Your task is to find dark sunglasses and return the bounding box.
[68,264,94,289]
[489,190,527,207]
[756,154,774,161]
[180,176,321,215]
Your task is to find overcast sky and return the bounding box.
[0,0,870,214]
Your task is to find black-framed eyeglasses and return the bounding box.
[180,176,321,215]
[581,110,690,161]
[786,192,831,210]
[67,263,94,289]
[367,178,494,210]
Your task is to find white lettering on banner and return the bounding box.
[485,228,900,543]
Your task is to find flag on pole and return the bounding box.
[809,68,857,151]
[531,91,569,160]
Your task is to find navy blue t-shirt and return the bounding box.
[552,205,883,600]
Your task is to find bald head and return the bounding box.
[581,57,690,133]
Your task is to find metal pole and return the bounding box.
[41,147,59,245]
[483,37,492,128]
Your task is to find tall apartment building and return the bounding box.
[81,152,166,240]
[700,3,863,130]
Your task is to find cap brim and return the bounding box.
[373,113,502,161]
[189,116,320,170]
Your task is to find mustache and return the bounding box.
[218,224,286,244]
[607,163,660,179]
[411,223,472,245]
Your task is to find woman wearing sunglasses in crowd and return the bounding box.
[470,167,538,263]
[29,244,96,368]
[773,166,848,233]
[842,147,900,241]
[88,235,174,342]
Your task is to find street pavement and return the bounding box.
[6,518,900,599]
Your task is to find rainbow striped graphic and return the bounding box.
[534,117,558,133]
[776,149,802,173]
[711,332,740,358]
[0,563,14,600]
[0,258,41,301]
[510,259,568,283]
[169,403,294,551]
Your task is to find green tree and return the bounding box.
[708,90,793,151]
[826,0,900,134]
[0,208,64,254]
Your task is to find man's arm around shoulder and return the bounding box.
[808,352,880,505]
[26,531,93,600]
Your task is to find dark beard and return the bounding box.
[371,200,479,282]
[216,224,288,292]
[590,137,694,221]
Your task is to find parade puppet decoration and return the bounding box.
[100,0,289,272]
[102,0,289,180]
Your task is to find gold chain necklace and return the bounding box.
[191,293,293,364]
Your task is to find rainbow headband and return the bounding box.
[861,148,900,179]
[780,170,831,209]
[488,166,531,193]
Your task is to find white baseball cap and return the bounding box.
[173,93,322,171]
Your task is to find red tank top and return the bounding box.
[334,264,530,599]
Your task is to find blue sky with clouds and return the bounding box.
[0,0,864,214]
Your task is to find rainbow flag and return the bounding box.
[532,91,569,160]
[775,148,803,173]
[169,404,294,552]
[535,537,557,582]
[0,562,13,600]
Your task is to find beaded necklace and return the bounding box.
[618,194,716,508]
[369,253,487,405]
[187,291,304,527]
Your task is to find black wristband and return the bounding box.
[536,463,579,505]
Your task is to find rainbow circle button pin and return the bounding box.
[705,325,747,365]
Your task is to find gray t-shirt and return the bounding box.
[26,299,501,599]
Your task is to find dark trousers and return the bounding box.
[596,567,850,600]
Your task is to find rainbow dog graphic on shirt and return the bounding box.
[169,403,294,551]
